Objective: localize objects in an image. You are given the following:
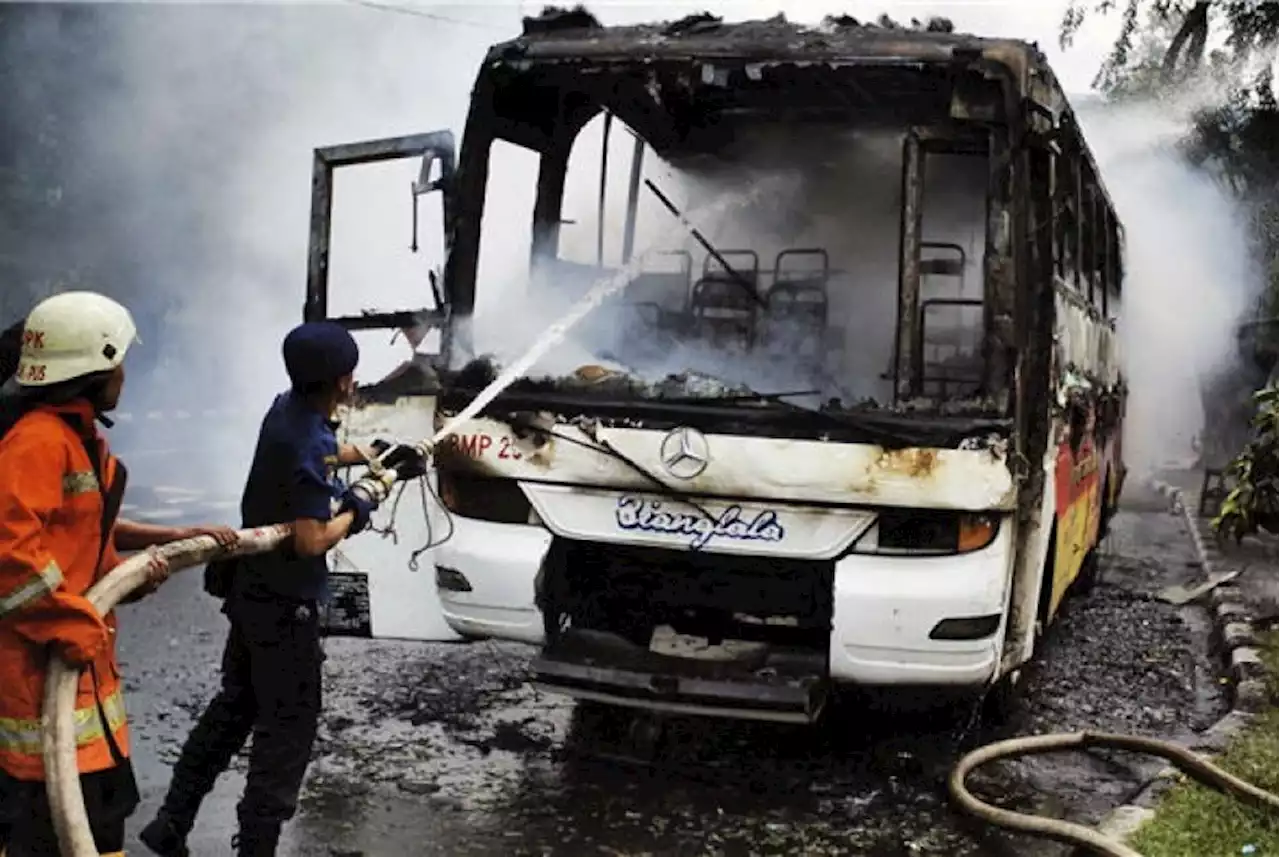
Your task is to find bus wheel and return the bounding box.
[981,668,1024,725]
[1035,523,1058,633]
[1097,477,1115,542]
[1074,548,1100,596]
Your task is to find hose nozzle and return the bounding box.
[349,468,397,505]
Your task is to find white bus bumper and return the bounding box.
[828,527,1014,687]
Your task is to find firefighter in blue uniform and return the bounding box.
[140,321,426,857]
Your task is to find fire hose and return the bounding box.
[40,525,293,857]
[38,455,1280,856]
[948,730,1280,856]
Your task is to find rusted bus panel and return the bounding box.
[432,415,1019,512]
[875,447,940,479]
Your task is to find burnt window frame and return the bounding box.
[1080,170,1097,305]
[1099,204,1113,317]
[1044,114,1122,324]
[1052,142,1078,286]
[1109,217,1125,315]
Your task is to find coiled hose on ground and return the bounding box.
[38,529,1280,857]
[948,729,1280,857]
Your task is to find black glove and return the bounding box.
[369,438,392,458]
[339,486,379,535]
[382,443,428,480]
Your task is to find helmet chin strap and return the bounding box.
[86,379,115,428]
[36,372,116,427]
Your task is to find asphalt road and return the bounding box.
[108,482,1225,857]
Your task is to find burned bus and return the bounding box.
[308,11,1127,723]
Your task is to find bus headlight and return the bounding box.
[957,514,999,552]
[875,509,1000,555]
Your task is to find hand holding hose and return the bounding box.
[340,444,429,535]
[381,443,429,480]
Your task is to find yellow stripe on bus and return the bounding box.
[1050,484,1100,619]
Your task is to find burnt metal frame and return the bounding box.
[774,248,831,285]
[304,131,457,342]
[1050,112,1122,323]
[917,297,985,398]
[893,127,996,404]
[448,50,1122,419]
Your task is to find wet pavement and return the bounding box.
[113,483,1226,856]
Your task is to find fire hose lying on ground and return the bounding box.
[38,452,1280,857]
[948,730,1279,857]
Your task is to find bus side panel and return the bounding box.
[1102,403,1127,520]
[1050,426,1101,619]
[1049,284,1120,620]
[1000,440,1058,675]
[1084,404,1106,549]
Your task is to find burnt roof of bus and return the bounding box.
[493,9,1038,68]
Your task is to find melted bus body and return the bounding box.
[308,13,1127,723]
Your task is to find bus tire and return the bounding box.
[984,529,1057,727]
[1074,547,1100,596]
[981,667,1024,725]
[1035,521,1059,631]
[567,699,627,745]
[1096,475,1115,543]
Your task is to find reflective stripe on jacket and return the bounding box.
[0,399,129,781]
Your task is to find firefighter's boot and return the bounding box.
[232,822,281,857]
[139,810,192,857]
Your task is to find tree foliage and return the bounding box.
[1062,1,1276,90]
[1212,383,1279,542]
[1062,1,1277,211]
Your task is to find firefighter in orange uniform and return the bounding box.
[0,291,237,857]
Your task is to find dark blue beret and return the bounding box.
[282,321,359,387]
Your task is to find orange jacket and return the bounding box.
[0,399,129,782]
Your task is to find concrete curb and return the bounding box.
[1093,476,1270,844]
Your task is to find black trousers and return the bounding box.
[0,762,138,856]
[157,596,323,834]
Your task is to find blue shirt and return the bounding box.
[232,390,345,603]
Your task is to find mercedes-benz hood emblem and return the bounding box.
[659,426,710,480]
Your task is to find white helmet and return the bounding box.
[14,291,139,387]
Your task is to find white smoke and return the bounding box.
[35,1,1259,493]
[1080,90,1261,475]
[74,4,512,493]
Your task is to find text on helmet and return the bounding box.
[18,363,46,383]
